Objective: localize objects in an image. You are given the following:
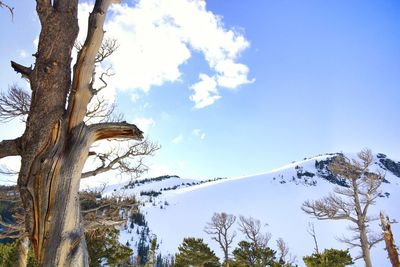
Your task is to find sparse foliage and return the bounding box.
[307,223,319,254]
[302,149,383,267]
[276,238,296,266]
[238,216,271,249]
[0,85,30,122]
[204,212,236,266]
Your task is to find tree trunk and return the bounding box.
[359,224,373,267]
[2,1,143,266]
[381,212,400,267]
[351,176,372,267]
[17,236,29,267]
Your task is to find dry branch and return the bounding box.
[0,138,21,158]
[82,140,159,179]
[11,61,33,79]
[89,122,143,142]
[0,85,31,122]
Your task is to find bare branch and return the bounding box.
[0,164,18,175]
[238,215,271,249]
[0,1,14,19]
[11,61,33,79]
[75,38,119,65]
[204,212,236,264]
[88,121,143,142]
[302,196,357,224]
[307,222,319,254]
[0,137,22,158]
[80,189,137,232]
[93,66,115,95]
[81,139,159,179]
[276,238,296,265]
[85,97,117,124]
[302,149,383,267]
[0,85,31,122]
[95,38,119,63]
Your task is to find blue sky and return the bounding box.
[0,0,399,181]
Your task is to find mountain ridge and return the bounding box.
[98,152,400,267]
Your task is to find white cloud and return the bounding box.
[190,74,220,109]
[77,0,252,109]
[215,59,254,89]
[133,117,155,134]
[192,129,206,140]
[172,134,183,144]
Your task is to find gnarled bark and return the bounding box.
[0,0,143,266]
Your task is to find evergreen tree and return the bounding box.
[137,228,150,265]
[145,238,158,267]
[175,237,220,267]
[231,240,276,267]
[86,228,132,267]
[303,248,353,267]
[0,239,38,267]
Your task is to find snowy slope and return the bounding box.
[105,153,400,266]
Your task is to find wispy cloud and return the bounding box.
[133,117,155,134]
[172,134,184,144]
[192,129,206,140]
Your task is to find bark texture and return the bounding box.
[381,212,400,267]
[0,0,143,266]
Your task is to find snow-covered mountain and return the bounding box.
[96,153,400,266]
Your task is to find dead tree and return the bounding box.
[276,238,296,265]
[307,222,319,254]
[302,149,383,267]
[237,215,271,250]
[380,212,400,267]
[0,1,151,265]
[204,212,236,266]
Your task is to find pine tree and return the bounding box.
[85,228,132,267]
[145,238,158,267]
[137,228,150,265]
[303,248,353,267]
[231,240,276,267]
[175,237,220,267]
[0,239,38,267]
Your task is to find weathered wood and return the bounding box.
[1,1,142,265]
[381,212,400,267]
[67,0,114,130]
[0,137,21,158]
